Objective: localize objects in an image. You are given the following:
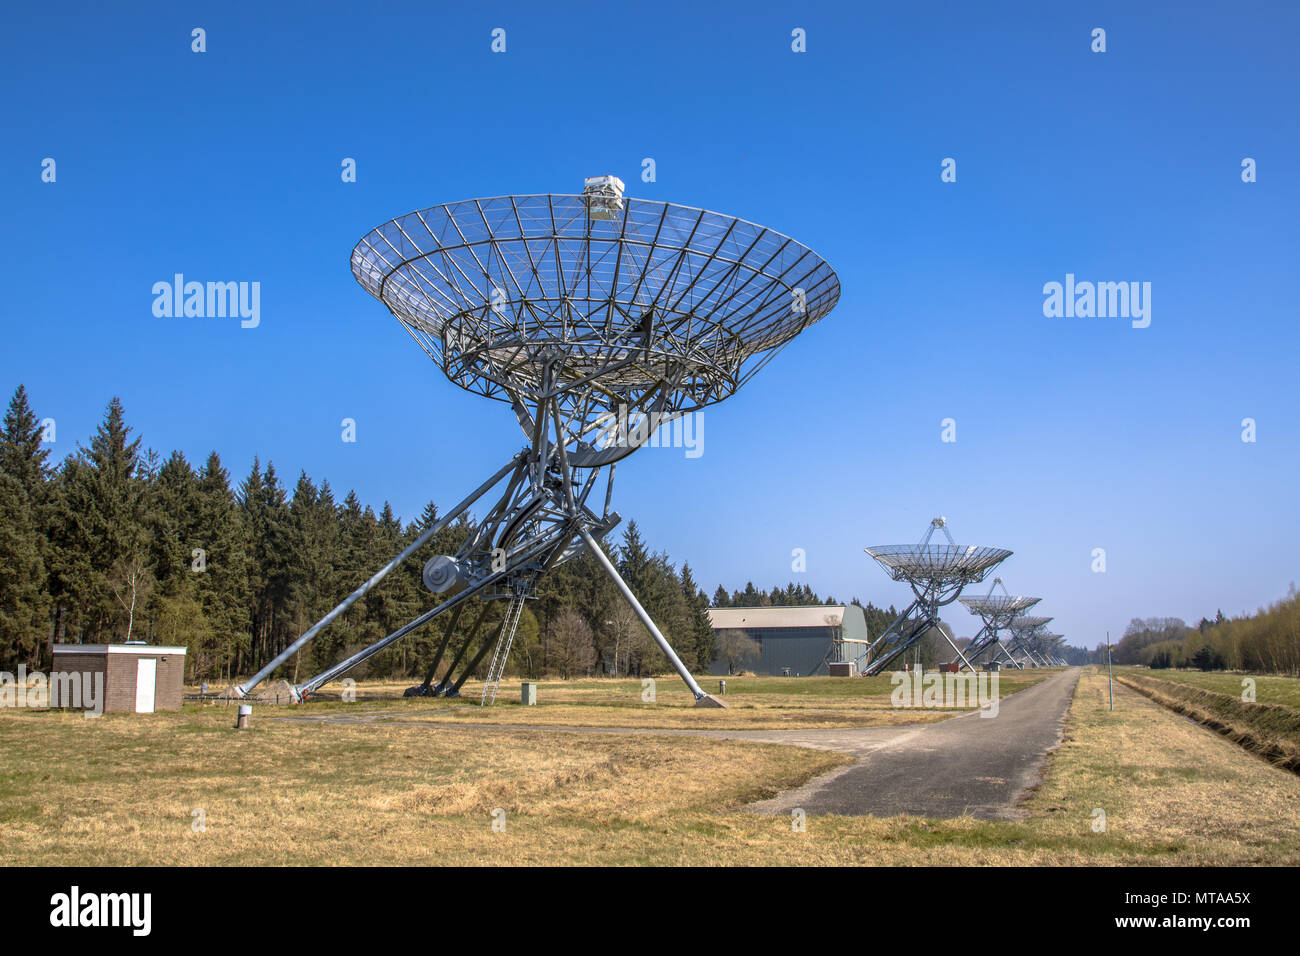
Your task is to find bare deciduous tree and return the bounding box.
[109,553,154,642]
[717,629,760,675]
[549,609,596,679]
[602,600,641,677]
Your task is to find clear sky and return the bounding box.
[3,1,1297,650]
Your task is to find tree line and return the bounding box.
[1098,591,1300,675]
[0,385,878,686]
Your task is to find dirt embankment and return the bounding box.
[1116,672,1300,772]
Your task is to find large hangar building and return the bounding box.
[707,605,869,676]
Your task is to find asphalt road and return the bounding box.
[741,667,1081,819]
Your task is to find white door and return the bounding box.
[134,658,157,713]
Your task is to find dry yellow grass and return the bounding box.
[3,668,1297,865]
[0,705,849,865]
[1015,669,1300,864]
[246,672,1049,731]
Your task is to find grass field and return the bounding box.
[2,668,1297,865]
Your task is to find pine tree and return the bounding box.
[610,522,652,672]
[618,520,651,584]
[148,450,199,598]
[335,489,385,665]
[415,500,439,530]
[0,472,50,668]
[614,522,684,673]
[55,397,152,641]
[371,501,421,675]
[193,452,252,680]
[239,459,294,675]
[0,385,50,494]
[0,386,52,668]
[680,562,715,671]
[287,471,330,674]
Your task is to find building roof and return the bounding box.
[708,606,848,630]
[53,644,188,655]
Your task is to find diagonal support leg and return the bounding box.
[406,605,465,697]
[578,529,723,707]
[962,625,1002,669]
[858,601,934,676]
[296,580,494,698]
[238,453,523,696]
[433,603,496,696]
[936,628,979,673]
[447,611,514,698]
[861,618,932,675]
[993,642,1025,669]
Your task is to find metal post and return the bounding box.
[578,528,720,706]
[1107,631,1113,711]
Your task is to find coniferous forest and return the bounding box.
[0,386,892,684]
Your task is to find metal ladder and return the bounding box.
[481,590,527,705]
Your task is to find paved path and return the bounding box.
[276,668,1081,820]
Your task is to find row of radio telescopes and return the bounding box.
[849,516,1067,676]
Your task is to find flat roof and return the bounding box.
[53,644,188,655]
[708,606,848,630]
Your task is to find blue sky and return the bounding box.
[3,1,1297,648]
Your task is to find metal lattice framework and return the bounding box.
[235,180,839,707]
[1024,630,1067,666]
[996,614,1055,668]
[853,518,1012,676]
[958,578,1041,670]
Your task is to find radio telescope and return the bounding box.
[998,614,1054,668]
[853,517,1011,676]
[235,176,840,706]
[958,578,1041,670]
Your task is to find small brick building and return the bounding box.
[52,643,187,713]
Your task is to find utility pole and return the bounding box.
[1106,630,1114,711]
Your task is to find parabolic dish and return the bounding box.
[1009,615,1053,631]
[864,544,1012,583]
[959,595,1041,616]
[351,194,840,408]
